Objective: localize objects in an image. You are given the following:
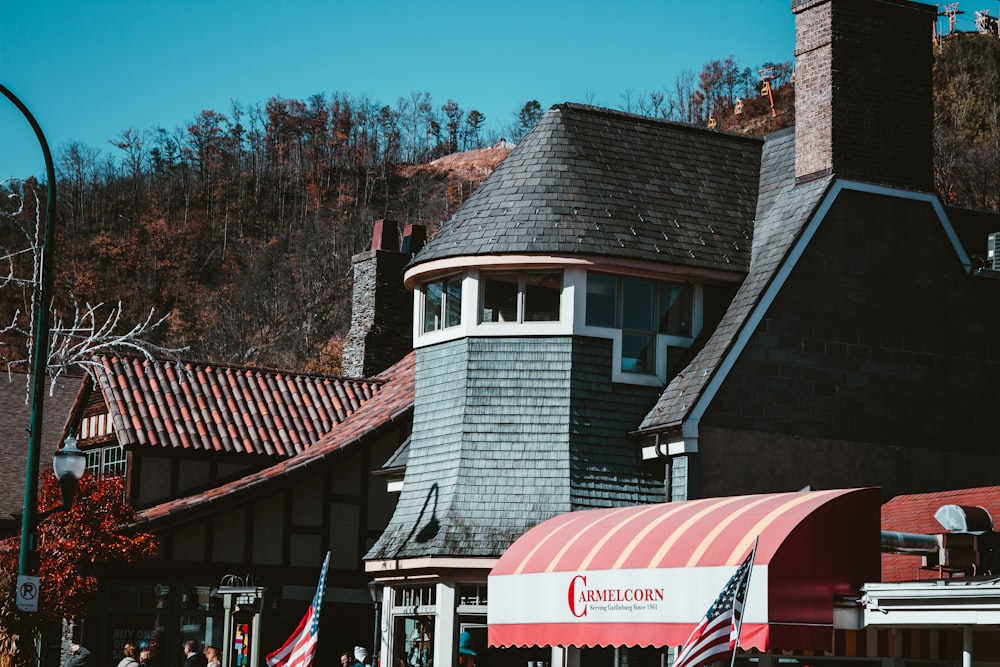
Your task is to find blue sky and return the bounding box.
[1,1,808,181]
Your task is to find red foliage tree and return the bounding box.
[1,471,158,622]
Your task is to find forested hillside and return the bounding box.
[0,35,995,375]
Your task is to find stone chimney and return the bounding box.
[792,0,937,190]
[341,220,425,378]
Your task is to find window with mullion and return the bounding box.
[524,272,562,321]
[585,271,695,377]
[480,270,562,323]
[421,275,463,334]
[621,277,656,374]
[481,272,519,322]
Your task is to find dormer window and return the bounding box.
[86,445,127,479]
[422,275,463,333]
[480,270,562,323]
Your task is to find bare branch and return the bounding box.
[0,180,188,397]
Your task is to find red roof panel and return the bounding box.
[881,485,1000,582]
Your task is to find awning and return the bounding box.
[488,488,880,651]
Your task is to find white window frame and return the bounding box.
[478,269,563,325]
[85,444,127,479]
[409,260,710,388]
[575,267,702,386]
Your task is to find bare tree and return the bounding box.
[0,180,185,394]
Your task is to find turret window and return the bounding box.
[422,275,463,333]
[480,270,561,323]
[586,271,694,375]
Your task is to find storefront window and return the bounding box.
[105,582,223,667]
[394,616,434,667]
[107,613,167,667]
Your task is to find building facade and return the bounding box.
[61,228,421,667]
[365,1,1000,666]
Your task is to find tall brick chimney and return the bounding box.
[341,220,425,378]
[792,0,937,190]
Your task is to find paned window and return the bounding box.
[622,277,656,373]
[585,272,618,327]
[421,275,462,333]
[480,270,562,323]
[85,444,127,479]
[586,272,694,375]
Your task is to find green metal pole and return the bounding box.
[0,83,57,581]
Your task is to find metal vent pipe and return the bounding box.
[881,530,939,555]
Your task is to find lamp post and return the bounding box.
[0,84,59,587]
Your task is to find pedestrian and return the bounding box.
[183,641,208,667]
[138,648,152,667]
[456,632,476,667]
[63,644,90,667]
[341,652,354,667]
[118,643,139,667]
[204,646,221,667]
[353,647,369,667]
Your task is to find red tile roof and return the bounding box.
[133,352,415,527]
[94,355,382,457]
[881,486,1000,582]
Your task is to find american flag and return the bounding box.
[266,552,331,667]
[673,542,756,667]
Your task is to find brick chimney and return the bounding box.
[341,221,424,378]
[792,0,937,190]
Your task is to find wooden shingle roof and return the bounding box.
[411,103,762,273]
[133,352,415,526]
[639,128,834,432]
[93,354,381,457]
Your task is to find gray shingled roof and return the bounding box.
[0,374,81,526]
[639,128,834,432]
[411,103,762,273]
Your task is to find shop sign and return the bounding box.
[489,566,768,626]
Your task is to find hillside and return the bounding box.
[0,36,996,375]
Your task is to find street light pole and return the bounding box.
[0,83,59,582]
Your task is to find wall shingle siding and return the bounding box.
[569,338,663,509]
[367,336,665,560]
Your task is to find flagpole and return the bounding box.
[729,537,758,667]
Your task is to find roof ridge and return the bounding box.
[553,102,765,144]
[91,352,387,385]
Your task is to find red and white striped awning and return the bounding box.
[488,488,880,651]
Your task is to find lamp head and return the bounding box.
[52,434,87,482]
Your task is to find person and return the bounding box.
[138,648,152,667]
[457,632,476,667]
[341,652,354,667]
[203,646,221,667]
[183,641,208,667]
[118,643,139,667]
[63,644,91,667]
[353,647,369,667]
